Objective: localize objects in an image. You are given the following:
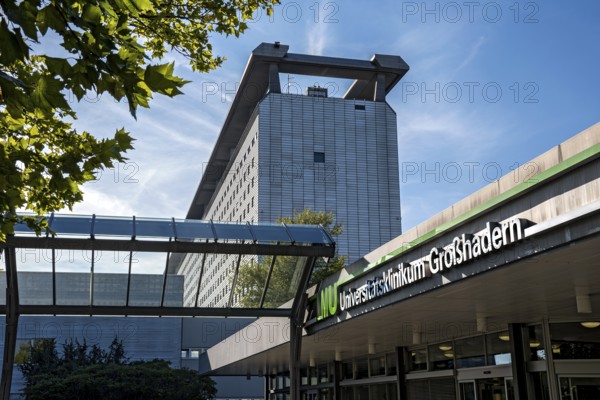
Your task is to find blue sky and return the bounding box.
[66,0,600,233]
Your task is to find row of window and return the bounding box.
[195,254,258,308]
[270,384,397,400]
[199,129,259,306]
[268,323,600,393]
[210,131,258,223]
[181,348,206,359]
[407,322,600,373]
[410,330,517,373]
[269,353,398,392]
[341,353,398,381]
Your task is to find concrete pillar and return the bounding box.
[269,63,281,94]
[289,317,302,400]
[264,376,270,400]
[509,323,535,400]
[374,73,386,102]
[396,347,408,400]
[1,248,19,400]
[333,360,341,400]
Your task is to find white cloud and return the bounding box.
[69,187,136,216]
[306,21,329,55]
[454,36,486,73]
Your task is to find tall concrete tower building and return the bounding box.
[176,43,409,307]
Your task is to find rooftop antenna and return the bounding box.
[286,74,294,94]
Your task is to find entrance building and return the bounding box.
[199,122,600,400]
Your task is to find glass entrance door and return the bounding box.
[560,376,600,400]
[460,381,477,400]
[477,378,507,400]
[460,378,514,400]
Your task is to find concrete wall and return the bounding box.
[200,122,600,374]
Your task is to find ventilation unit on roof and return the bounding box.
[306,86,328,98]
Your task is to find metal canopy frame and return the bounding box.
[0,214,335,399]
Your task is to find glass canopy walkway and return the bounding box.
[0,213,336,398]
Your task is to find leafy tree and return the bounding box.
[235,209,346,307]
[18,338,215,400]
[19,338,128,387]
[0,0,279,241]
[278,209,345,285]
[15,338,60,383]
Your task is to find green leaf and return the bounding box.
[130,0,153,12]
[0,0,281,242]
[45,57,72,77]
[13,0,40,40]
[36,5,67,35]
[144,63,187,96]
[114,128,134,151]
[0,20,29,64]
[31,75,70,113]
[114,0,153,14]
[82,3,103,24]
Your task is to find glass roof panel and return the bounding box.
[12,216,40,235]
[49,215,94,236]
[286,224,332,245]
[5,250,310,311]
[6,214,334,314]
[91,250,130,306]
[213,222,254,242]
[174,219,215,240]
[250,224,292,243]
[16,250,53,305]
[13,214,336,247]
[94,216,133,237]
[261,256,306,308]
[164,273,184,307]
[135,218,175,238]
[127,275,164,307]
[53,248,91,305]
[56,272,91,306]
[231,255,263,308]
[93,273,128,306]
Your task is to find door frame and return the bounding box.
[458,380,478,400]
[557,374,600,400]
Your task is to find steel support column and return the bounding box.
[259,256,278,308]
[333,360,341,400]
[509,323,534,400]
[125,250,133,307]
[264,375,270,400]
[160,247,171,308]
[289,317,302,400]
[542,319,560,400]
[227,254,243,308]
[289,257,316,400]
[396,346,408,400]
[1,247,19,400]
